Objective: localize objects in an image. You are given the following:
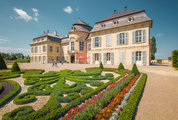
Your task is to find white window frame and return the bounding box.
[95,37,100,47]
[135,30,142,43]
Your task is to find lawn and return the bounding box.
[0,67,147,120]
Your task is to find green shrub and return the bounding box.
[2,106,34,120]
[0,80,21,107]
[131,63,140,75]
[24,77,40,85]
[15,59,30,63]
[0,84,3,93]
[0,73,20,80]
[99,62,104,69]
[172,50,178,68]
[11,62,20,72]
[118,74,147,120]
[0,54,7,69]
[13,92,36,105]
[118,63,125,70]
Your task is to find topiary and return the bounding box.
[99,62,104,69]
[131,63,140,75]
[11,62,21,72]
[0,54,7,69]
[118,63,125,70]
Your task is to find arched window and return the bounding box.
[79,39,84,51]
[71,39,75,51]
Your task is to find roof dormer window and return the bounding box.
[71,26,76,31]
[128,17,134,22]
[101,24,105,28]
[113,20,119,25]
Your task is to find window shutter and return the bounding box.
[99,37,102,47]
[92,53,94,64]
[103,53,106,64]
[111,52,114,64]
[142,30,146,42]
[117,34,120,45]
[92,38,95,48]
[125,32,128,44]
[132,51,135,64]
[48,45,50,52]
[132,31,135,44]
[99,53,101,62]
[142,51,146,65]
[106,35,111,46]
[122,52,125,64]
[119,52,122,63]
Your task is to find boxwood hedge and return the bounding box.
[13,92,36,105]
[0,80,21,107]
[0,83,3,93]
[118,74,147,120]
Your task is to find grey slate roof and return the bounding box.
[97,10,145,23]
[91,9,152,33]
[61,37,69,44]
[71,19,92,33]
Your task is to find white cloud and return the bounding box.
[13,7,32,22]
[63,6,73,14]
[0,39,10,44]
[0,47,30,55]
[34,17,38,22]
[32,8,38,13]
[157,33,164,37]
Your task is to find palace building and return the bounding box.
[30,9,152,66]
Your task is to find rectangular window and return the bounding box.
[95,37,100,47]
[35,47,38,53]
[95,53,99,61]
[56,47,59,52]
[79,40,84,51]
[120,33,125,44]
[106,53,111,61]
[71,41,75,51]
[88,43,91,50]
[50,46,53,52]
[136,51,142,61]
[43,46,46,52]
[135,30,142,43]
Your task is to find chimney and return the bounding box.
[47,30,49,33]
[114,10,116,13]
[43,31,45,34]
[54,30,57,36]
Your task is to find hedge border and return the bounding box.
[118,73,147,120]
[0,80,21,108]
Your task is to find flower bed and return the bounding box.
[62,74,134,120]
[95,75,140,120]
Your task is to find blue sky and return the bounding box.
[0,0,177,59]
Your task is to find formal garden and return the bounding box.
[0,54,147,120]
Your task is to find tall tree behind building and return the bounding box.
[150,36,157,60]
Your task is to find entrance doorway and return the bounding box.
[71,55,75,63]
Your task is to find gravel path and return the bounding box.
[7,63,178,120]
[0,75,50,119]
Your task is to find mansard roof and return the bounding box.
[91,9,152,33]
[71,19,92,33]
[96,9,145,23]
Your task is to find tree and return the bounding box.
[11,62,21,72]
[99,62,104,69]
[0,54,7,69]
[150,36,157,60]
[118,63,125,70]
[131,63,140,75]
[172,50,178,68]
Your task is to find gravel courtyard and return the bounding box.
[6,63,178,120]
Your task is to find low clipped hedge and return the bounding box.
[12,70,125,120]
[0,80,21,107]
[15,59,30,63]
[2,106,34,120]
[24,77,40,85]
[0,73,20,80]
[118,74,147,120]
[0,83,3,93]
[13,92,36,105]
